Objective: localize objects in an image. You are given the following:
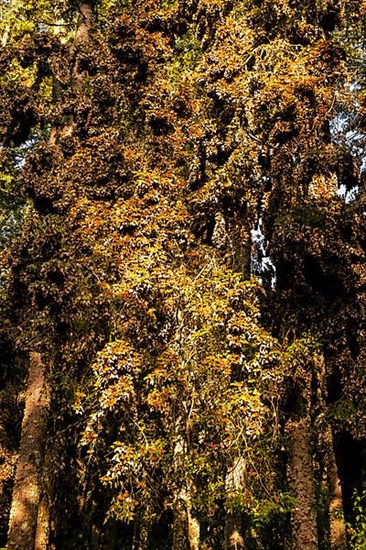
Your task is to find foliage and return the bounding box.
[79,262,285,529]
[347,490,366,550]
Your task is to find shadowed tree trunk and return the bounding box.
[61,1,93,138]
[286,415,318,550]
[187,504,200,550]
[227,222,252,279]
[325,426,347,550]
[35,492,50,550]
[131,510,151,550]
[316,353,347,550]
[7,352,50,550]
[316,353,346,549]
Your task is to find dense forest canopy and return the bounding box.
[0,0,366,548]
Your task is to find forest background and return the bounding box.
[0,0,366,549]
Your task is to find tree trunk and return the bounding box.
[172,427,200,550]
[173,485,200,550]
[286,416,319,550]
[35,491,50,550]
[132,511,150,550]
[59,1,93,139]
[75,2,93,44]
[34,437,55,550]
[173,492,190,550]
[315,352,346,549]
[224,456,245,550]
[7,352,50,550]
[187,505,200,550]
[49,18,65,146]
[227,221,252,279]
[325,427,347,550]
[73,2,93,91]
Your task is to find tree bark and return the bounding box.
[75,2,93,44]
[59,1,93,139]
[286,416,319,550]
[227,221,252,279]
[172,427,200,550]
[173,484,200,550]
[7,352,50,550]
[132,511,150,550]
[325,427,347,550]
[73,2,93,91]
[187,505,200,550]
[173,492,190,550]
[35,492,50,550]
[49,18,65,146]
[224,456,245,550]
[314,352,346,549]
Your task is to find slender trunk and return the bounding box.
[224,456,245,550]
[61,2,93,138]
[0,1,14,47]
[7,352,50,550]
[173,483,200,550]
[187,503,200,550]
[90,523,101,549]
[1,23,10,47]
[75,2,93,45]
[172,427,200,550]
[173,491,190,550]
[73,2,93,91]
[325,427,347,550]
[49,18,65,146]
[49,78,61,146]
[314,352,346,548]
[286,416,318,550]
[132,511,151,550]
[227,221,252,279]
